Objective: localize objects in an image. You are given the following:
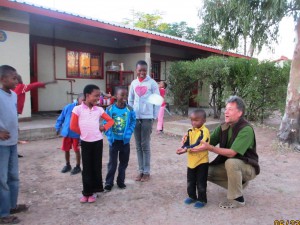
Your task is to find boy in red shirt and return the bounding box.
[13,74,56,115]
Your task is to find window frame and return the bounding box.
[66,49,104,79]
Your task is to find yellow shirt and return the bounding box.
[185,125,210,169]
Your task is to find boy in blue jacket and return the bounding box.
[104,87,136,191]
[55,94,84,175]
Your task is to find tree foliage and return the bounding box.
[169,56,290,121]
[123,11,201,41]
[198,0,300,56]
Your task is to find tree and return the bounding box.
[199,0,300,146]
[123,11,200,41]
[198,0,300,56]
[278,19,300,146]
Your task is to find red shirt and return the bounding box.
[13,82,45,114]
[159,88,166,107]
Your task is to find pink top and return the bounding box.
[72,103,105,142]
[159,88,166,107]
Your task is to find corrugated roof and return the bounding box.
[5,0,246,57]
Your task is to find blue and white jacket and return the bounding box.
[104,104,136,146]
[128,75,160,119]
[55,102,80,139]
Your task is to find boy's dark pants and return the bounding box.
[105,140,130,186]
[81,140,103,196]
[187,163,209,203]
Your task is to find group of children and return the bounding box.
[55,84,136,202]
[1,61,209,224]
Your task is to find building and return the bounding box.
[0,0,247,119]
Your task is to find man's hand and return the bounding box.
[56,131,60,136]
[176,148,187,155]
[190,141,211,152]
[0,130,10,140]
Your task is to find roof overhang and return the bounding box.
[1,0,250,59]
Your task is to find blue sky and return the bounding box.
[23,0,296,60]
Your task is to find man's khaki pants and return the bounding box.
[208,158,256,200]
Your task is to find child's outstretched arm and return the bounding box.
[100,113,114,132]
[70,113,81,134]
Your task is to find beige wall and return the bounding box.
[36,44,150,111]
[37,44,107,111]
[0,31,30,117]
[119,53,148,74]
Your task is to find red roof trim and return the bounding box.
[1,1,250,59]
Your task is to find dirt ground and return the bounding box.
[16,117,300,225]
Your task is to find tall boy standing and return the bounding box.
[128,60,160,182]
[0,65,28,224]
[104,88,136,191]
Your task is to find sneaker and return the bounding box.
[135,173,143,181]
[194,201,206,208]
[104,185,112,192]
[70,166,81,175]
[80,196,88,203]
[219,199,245,209]
[88,194,97,203]
[184,197,196,205]
[0,215,20,224]
[140,174,150,182]
[61,164,71,173]
[117,183,126,189]
[10,204,29,214]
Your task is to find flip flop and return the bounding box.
[219,200,245,209]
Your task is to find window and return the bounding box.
[67,50,103,79]
[151,61,161,81]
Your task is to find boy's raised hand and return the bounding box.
[45,80,57,85]
[0,130,10,140]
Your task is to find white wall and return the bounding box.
[36,44,151,111]
[0,9,30,118]
[119,53,148,73]
[0,31,30,117]
[37,44,107,111]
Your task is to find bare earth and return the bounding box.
[16,118,300,225]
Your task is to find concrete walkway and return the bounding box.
[19,113,59,141]
[19,109,220,141]
[19,109,281,141]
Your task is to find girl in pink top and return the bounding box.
[71,84,114,203]
[157,81,167,133]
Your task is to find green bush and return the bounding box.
[169,56,290,122]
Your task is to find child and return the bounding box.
[70,84,114,203]
[128,60,160,182]
[103,87,136,191]
[156,81,167,133]
[0,65,28,224]
[55,93,84,175]
[176,109,210,208]
[14,74,56,115]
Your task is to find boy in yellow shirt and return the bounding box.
[176,109,210,208]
